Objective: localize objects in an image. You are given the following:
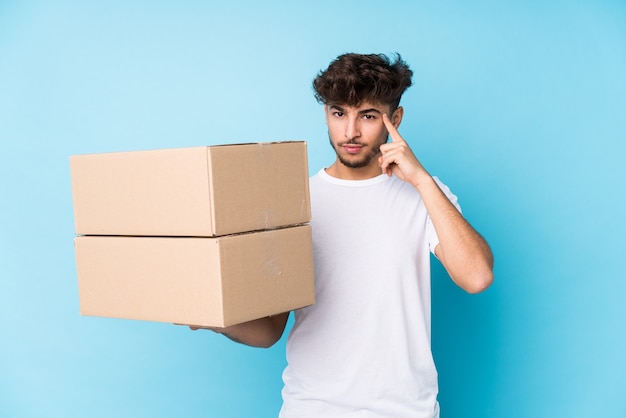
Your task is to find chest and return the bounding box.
[310,181,430,265]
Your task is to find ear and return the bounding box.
[391,106,404,128]
[324,104,330,125]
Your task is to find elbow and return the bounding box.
[440,241,494,294]
[463,268,494,294]
[464,249,495,294]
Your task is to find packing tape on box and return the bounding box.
[259,210,278,231]
[260,231,282,278]
[256,142,272,165]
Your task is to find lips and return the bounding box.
[342,144,363,154]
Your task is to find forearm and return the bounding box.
[190,312,290,348]
[416,176,494,293]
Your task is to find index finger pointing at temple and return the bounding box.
[383,113,404,143]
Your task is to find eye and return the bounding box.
[332,111,344,117]
[363,114,376,120]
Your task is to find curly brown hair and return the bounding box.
[313,53,413,110]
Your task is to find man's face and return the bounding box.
[325,102,396,172]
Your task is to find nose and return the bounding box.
[344,117,360,140]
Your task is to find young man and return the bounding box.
[193,53,494,417]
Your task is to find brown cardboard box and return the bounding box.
[74,225,315,327]
[70,141,311,237]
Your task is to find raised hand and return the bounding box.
[378,113,431,188]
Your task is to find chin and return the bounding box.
[338,156,373,169]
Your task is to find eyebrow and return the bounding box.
[359,108,383,115]
[328,105,383,115]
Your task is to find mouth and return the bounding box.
[342,143,364,154]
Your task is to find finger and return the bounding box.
[378,155,387,175]
[378,152,395,177]
[382,113,403,143]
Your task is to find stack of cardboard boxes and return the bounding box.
[70,141,315,328]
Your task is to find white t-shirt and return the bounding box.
[279,169,460,418]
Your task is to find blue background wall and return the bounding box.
[1,1,625,417]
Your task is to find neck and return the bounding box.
[325,160,384,180]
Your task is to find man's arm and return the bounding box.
[414,177,493,293]
[188,312,290,348]
[379,114,494,294]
